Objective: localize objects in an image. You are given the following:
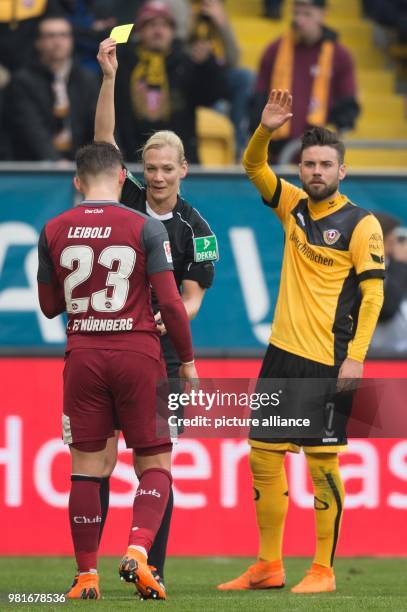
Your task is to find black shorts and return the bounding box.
[249,344,352,454]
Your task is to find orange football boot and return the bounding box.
[291,563,336,593]
[66,572,100,599]
[119,548,166,600]
[217,559,285,590]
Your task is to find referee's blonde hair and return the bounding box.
[141,131,186,165]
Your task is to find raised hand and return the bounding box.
[261,89,293,132]
[200,0,227,27]
[97,38,118,79]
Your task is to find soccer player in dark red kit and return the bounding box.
[37,142,197,600]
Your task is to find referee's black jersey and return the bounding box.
[121,169,217,290]
[121,169,218,371]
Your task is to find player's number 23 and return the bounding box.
[60,245,136,314]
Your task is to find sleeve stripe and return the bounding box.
[191,206,215,235]
[357,269,385,283]
[262,176,282,209]
[126,168,144,189]
[176,211,195,238]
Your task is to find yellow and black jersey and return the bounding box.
[264,178,385,366]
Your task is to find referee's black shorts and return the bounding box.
[249,344,353,454]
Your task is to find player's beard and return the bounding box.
[302,179,339,202]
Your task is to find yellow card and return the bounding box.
[110,23,134,44]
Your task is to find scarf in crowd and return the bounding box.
[270,31,334,139]
[52,60,72,153]
[0,0,47,24]
[130,48,170,122]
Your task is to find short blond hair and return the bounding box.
[141,130,185,164]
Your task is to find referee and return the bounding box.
[218,89,384,594]
[94,39,218,593]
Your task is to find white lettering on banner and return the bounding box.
[109,440,138,507]
[2,423,404,512]
[0,222,65,342]
[172,440,210,509]
[288,453,314,508]
[220,440,250,508]
[387,441,407,508]
[288,440,380,509]
[34,439,70,508]
[341,440,379,509]
[0,222,276,346]
[34,438,139,509]
[0,416,22,507]
[229,228,270,345]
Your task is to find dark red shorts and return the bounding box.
[63,348,171,454]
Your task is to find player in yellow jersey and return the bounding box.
[218,89,385,594]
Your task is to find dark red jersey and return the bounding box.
[37,200,177,357]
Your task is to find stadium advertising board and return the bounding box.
[0,170,407,355]
[1,358,406,556]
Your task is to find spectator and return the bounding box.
[0,64,11,159]
[0,0,68,72]
[369,0,407,44]
[62,0,118,73]
[250,0,360,162]
[263,0,283,20]
[189,0,254,158]
[163,0,192,40]
[6,15,99,161]
[103,0,189,40]
[114,0,226,163]
[369,213,407,355]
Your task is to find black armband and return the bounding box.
[183,262,215,289]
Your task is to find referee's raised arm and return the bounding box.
[243,89,293,202]
[95,38,119,147]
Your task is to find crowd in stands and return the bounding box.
[0,0,362,164]
[364,0,407,44]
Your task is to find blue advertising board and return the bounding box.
[1,168,406,354]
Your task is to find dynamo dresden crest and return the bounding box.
[323,229,341,245]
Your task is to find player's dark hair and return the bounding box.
[300,127,345,164]
[76,142,124,181]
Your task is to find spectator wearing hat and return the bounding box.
[250,0,360,162]
[369,213,407,355]
[114,0,226,163]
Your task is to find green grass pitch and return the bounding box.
[1,557,406,610]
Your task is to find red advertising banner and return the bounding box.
[1,358,406,556]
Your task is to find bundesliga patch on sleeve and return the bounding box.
[193,236,219,262]
[163,240,173,263]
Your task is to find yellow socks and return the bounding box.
[249,447,288,562]
[306,452,345,568]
